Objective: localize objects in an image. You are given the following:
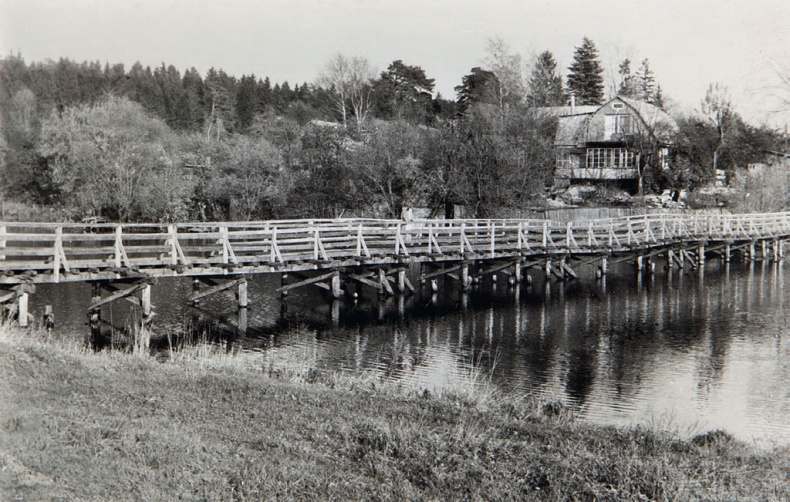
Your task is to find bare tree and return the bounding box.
[773,59,790,115]
[700,83,734,173]
[483,37,525,114]
[603,43,636,99]
[317,54,376,130]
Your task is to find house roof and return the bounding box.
[617,97,678,139]
[552,96,679,146]
[555,115,590,146]
[536,105,598,117]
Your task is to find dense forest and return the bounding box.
[0,37,785,222]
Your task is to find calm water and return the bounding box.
[32,259,790,446]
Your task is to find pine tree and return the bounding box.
[566,37,605,105]
[618,58,638,98]
[372,59,435,122]
[527,51,565,107]
[455,67,499,113]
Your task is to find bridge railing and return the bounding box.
[2,211,790,282]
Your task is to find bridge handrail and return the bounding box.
[3,211,790,282]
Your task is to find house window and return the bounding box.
[604,114,631,138]
[556,152,573,169]
[586,148,636,169]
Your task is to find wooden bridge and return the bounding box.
[1,211,789,339]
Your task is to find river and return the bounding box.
[31,258,790,447]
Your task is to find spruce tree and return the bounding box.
[636,58,656,103]
[527,51,566,106]
[566,37,605,105]
[653,84,665,109]
[235,75,258,130]
[257,77,272,113]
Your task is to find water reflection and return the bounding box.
[31,258,790,445]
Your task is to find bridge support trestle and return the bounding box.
[597,256,608,278]
[277,271,340,296]
[420,262,474,291]
[559,258,578,280]
[17,291,28,328]
[86,278,158,351]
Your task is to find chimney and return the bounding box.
[570,94,576,113]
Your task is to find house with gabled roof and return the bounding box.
[544,96,678,190]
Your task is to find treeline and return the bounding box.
[0,36,786,222]
[0,54,457,136]
[0,52,555,222]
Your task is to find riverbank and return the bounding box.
[1,326,787,500]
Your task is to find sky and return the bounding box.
[1,0,788,128]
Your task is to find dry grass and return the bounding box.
[1,324,788,501]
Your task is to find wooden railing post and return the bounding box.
[114,226,123,268]
[490,223,496,258]
[221,226,229,264]
[270,227,283,263]
[609,221,614,248]
[542,221,548,249]
[356,224,370,257]
[168,225,178,265]
[517,222,523,251]
[460,222,466,255]
[627,221,632,246]
[53,226,69,283]
[53,227,62,283]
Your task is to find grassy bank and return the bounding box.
[1,326,788,501]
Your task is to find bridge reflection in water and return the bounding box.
[27,257,790,444]
[225,259,786,446]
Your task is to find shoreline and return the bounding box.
[1,325,788,500]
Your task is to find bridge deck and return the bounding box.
[1,212,789,284]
